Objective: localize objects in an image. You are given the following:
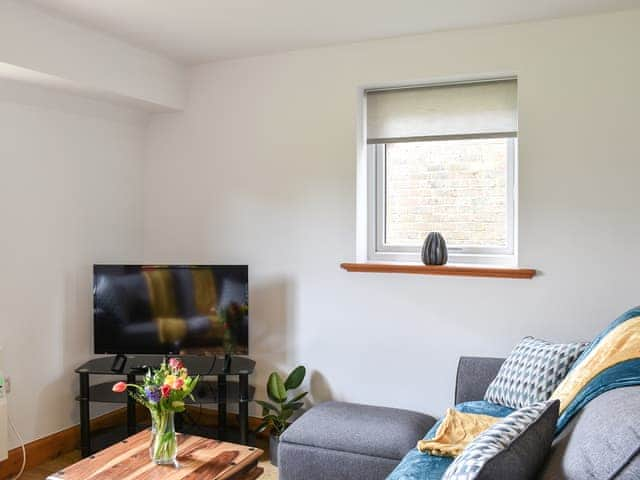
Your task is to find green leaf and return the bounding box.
[272,418,287,435]
[261,414,281,424]
[182,376,199,396]
[283,401,304,411]
[288,391,308,403]
[284,366,306,390]
[281,408,294,421]
[255,421,270,433]
[255,400,279,413]
[267,372,287,403]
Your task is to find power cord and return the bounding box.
[8,416,26,480]
[203,356,217,376]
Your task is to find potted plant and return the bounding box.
[255,366,308,466]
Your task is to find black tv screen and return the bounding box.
[93,265,248,355]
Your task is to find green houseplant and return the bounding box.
[256,366,308,465]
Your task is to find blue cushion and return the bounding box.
[387,401,514,480]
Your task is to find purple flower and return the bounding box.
[145,386,161,404]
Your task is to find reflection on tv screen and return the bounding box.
[93,265,248,355]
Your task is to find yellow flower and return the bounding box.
[164,375,176,386]
[172,401,185,409]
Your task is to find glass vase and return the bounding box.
[150,411,178,466]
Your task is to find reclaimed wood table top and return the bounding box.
[46,430,263,480]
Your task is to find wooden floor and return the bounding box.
[21,451,80,480]
[21,438,279,480]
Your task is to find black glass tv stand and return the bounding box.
[75,355,256,457]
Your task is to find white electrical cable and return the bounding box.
[8,417,26,480]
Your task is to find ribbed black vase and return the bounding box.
[421,232,448,265]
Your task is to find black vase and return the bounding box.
[421,232,448,265]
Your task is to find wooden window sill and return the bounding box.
[340,262,536,279]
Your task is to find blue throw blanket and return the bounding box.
[387,401,513,480]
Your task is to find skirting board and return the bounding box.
[0,406,264,479]
[0,397,6,462]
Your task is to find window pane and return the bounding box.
[385,138,508,248]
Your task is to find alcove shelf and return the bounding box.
[340,262,536,279]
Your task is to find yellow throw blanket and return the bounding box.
[417,408,499,457]
[551,315,640,414]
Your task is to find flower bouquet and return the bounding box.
[112,358,199,466]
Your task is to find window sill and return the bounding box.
[340,262,536,279]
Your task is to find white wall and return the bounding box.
[0,79,146,448]
[0,0,186,111]
[144,9,640,417]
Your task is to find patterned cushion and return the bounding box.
[484,337,587,408]
[443,400,559,480]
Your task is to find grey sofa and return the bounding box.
[279,356,640,480]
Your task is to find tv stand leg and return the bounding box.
[126,373,137,435]
[175,412,184,433]
[218,375,227,441]
[79,370,91,457]
[239,373,249,445]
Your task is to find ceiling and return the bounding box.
[26,0,640,64]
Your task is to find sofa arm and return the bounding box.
[455,356,505,404]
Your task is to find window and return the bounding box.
[366,79,517,265]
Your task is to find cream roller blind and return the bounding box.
[366,79,517,144]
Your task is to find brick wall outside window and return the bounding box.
[385,138,507,247]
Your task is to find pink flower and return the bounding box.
[160,384,171,398]
[168,358,184,370]
[112,382,127,393]
[173,378,184,390]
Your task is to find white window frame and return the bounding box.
[367,136,517,266]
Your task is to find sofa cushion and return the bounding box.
[279,442,400,480]
[539,386,640,480]
[443,400,559,480]
[484,336,586,409]
[280,401,436,461]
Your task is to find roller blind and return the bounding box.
[366,79,517,144]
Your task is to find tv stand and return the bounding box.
[75,355,255,457]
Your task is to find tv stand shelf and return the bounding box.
[77,354,255,376]
[75,355,256,457]
[79,380,255,405]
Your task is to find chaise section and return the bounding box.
[279,401,436,480]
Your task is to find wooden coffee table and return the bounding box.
[46,430,264,480]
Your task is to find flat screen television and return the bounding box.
[93,265,248,355]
